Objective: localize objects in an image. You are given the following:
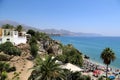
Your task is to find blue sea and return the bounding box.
[51,36,120,69]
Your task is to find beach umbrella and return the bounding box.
[94,70,101,74]
[93,72,97,76]
[93,70,101,76]
[109,75,115,80]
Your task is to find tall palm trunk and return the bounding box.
[106,64,108,80]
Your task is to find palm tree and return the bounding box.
[28,56,66,80]
[16,25,23,32]
[2,24,14,29]
[100,48,116,80]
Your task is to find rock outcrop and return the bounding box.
[38,39,63,55]
[0,52,12,61]
[17,43,30,57]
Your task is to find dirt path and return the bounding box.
[19,60,33,80]
[8,57,33,80]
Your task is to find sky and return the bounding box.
[0,0,120,36]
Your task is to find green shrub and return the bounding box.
[7,67,16,72]
[0,62,16,80]
[29,36,37,45]
[1,71,7,80]
[0,62,10,72]
[30,44,38,58]
[27,29,36,36]
[36,31,51,41]
[0,42,21,56]
[56,44,83,67]
[0,42,13,51]
[85,75,91,80]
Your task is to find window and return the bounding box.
[4,30,6,36]
[4,30,11,36]
[7,38,10,41]
[15,31,17,35]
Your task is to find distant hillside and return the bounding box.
[0,20,39,31]
[0,20,102,36]
[41,29,102,36]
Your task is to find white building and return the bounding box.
[0,28,27,45]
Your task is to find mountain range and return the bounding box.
[0,20,101,36]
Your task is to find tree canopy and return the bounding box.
[100,48,116,80]
[56,44,83,67]
[15,25,23,32]
[28,56,65,80]
[2,24,14,29]
[27,29,36,36]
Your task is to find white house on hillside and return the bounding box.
[0,28,27,45]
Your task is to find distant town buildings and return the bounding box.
[0,28,27,45]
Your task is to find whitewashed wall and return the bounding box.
[13,37,27,45]
[2,36,14,43]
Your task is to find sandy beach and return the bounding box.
[82,59,120,80]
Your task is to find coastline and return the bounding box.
[51,36,120,69]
